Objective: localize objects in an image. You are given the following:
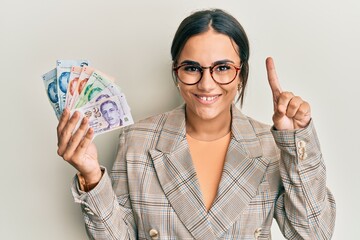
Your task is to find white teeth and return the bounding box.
[198,96,217,101]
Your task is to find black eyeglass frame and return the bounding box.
[173,62,243,85]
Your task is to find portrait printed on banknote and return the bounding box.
[48,81,59,103]
[99,99,123,130]
[58,72,71,94]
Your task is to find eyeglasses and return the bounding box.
[173,62,242,85]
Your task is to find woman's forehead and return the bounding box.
[178,30,240,65]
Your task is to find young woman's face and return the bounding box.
[177,29,241,121]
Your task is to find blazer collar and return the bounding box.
[149,104,268,238]
[154,104,262,158]
[153,104,186,154]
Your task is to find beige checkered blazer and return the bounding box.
[72,104,336,239]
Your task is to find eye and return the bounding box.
[214,64,231,72]
[182,65,201,73]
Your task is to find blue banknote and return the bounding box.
[42,68,61,119]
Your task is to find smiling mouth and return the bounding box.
[195,94,221,102]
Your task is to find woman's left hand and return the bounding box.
[266,57,311,130]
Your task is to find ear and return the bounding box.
[237,78,242,91]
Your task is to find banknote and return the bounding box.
[56,60,89,112]
[42,60,134,138]
[88,83,122,105]
[42,68,61,119]
[65,66,82,109]
[73,94,134,136]
[74,71,113,109]
[69,66,94,109]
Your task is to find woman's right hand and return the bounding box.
[57,109,102,185]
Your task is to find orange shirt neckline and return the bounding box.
[186,131,231,211]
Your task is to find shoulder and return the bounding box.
[248,116,279,157]
[119,105,185,147]
[246,116,272,135]
[126,106,183,132]
[231,105,272,138]
[232,106,279,158]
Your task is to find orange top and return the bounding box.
[186,132,231,211]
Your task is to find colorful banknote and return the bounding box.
[56,60,89,112]
[88,83,122,105]
[42,68,61,119]
[42,60,134,138]
[73,94,134,136]
[65,66,82,109]
[74,71,113,108]
[70,66,95,109]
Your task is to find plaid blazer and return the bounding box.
[72,104,336,240]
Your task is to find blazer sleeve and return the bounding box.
[71,132,137,240]
[271,120,336,239]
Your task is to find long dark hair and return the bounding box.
[171,9,250,107]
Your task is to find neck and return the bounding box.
[185,105,232,141]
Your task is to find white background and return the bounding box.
[0,0,359,239]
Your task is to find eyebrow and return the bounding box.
[179,59,235,66]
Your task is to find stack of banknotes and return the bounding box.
[42,60,134,136]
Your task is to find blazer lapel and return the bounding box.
[149,105,215,239]
[207,105,271,238]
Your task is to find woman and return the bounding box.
[57,9,336,239]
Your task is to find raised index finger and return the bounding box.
[266,57,282,98]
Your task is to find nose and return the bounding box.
[197,67,217,91]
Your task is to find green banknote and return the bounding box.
[75,71,113,108]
